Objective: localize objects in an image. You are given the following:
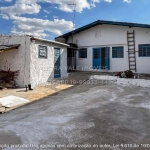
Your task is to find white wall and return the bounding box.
[30,40,68,87]
[67,24,150,73]
[135,29,150,73]
[0,35,30,87]
[0,35,68,88]
[109,45,129,72]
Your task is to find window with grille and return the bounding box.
[39,45,47,58]
[139,44,150,57]
[112,47,124,58]
[78,48,87,58]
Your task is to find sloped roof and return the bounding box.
[58,20,150,38]
[31,37,69,47]
[0,44,20,51]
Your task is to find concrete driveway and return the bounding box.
[0,78,150,150]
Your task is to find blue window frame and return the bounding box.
[112,47,123,58]
[139,44,150,57]
[79,48,87,58]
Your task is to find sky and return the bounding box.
[0,0,150,40]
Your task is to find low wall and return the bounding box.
[90,75,150,87]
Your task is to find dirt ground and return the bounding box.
[1,76,150,150]
[0,84,73,101]
[0,72,92,111]
[0,71,93,102]
[1,71,150,112]
[0,71,93,101]
[0,83,73,112]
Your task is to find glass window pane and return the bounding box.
[79,48,87,58]
[139,49,143,56]
[139,45,150,57]
[147,47,150,56]
[94,49,100,58]
[112,47,123,58]
[39,45,47,58]
[143,48,147,56]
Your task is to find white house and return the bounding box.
[56,20,150,74]
[0,35,69,87]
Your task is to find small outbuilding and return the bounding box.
[0,35,69,88]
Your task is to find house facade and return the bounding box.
[56,20,150,74]
[0,35,69,87]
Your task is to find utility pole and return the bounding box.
[68,3,76,44]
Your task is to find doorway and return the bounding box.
[101,48,106,69]
[54,48,61,78]
[93,47,110,70]
[67,48,76,71]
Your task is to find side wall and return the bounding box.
[30,40,68,87]
[67,24,150,73]
[0,35,31,87]
[135,29,150,73]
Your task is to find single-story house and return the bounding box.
[55,20,150,74]
[0,35,69,87]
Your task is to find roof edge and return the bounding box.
[31,37,69,47]
[58,20,150,38]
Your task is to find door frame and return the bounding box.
[54,48,61,78]
[93,48,101,69]
[93,47,110,70]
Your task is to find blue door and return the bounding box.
[105,47,110,70]
[93,47,110,70]
[93,48,101,69]
[54,48,61,78]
